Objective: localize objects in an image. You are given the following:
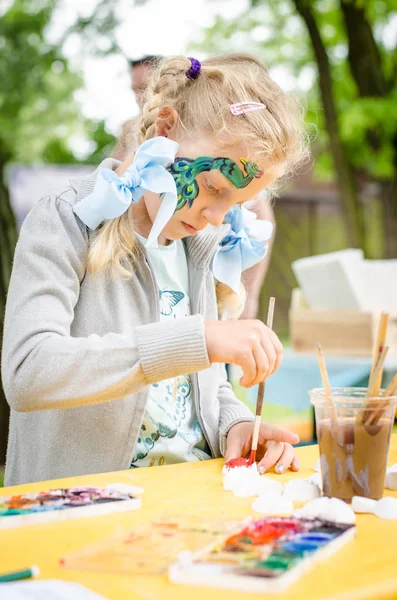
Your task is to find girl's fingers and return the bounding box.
[240,341,271,388]
[258,328,282,377]
[224,422,253,462]
[274,444,295,474]
[257,441,284,474]
[224,432,245,463]
[237,323,283,387]
[249,340,270,386]
[239,350,257,387]
[273,342,283,373]
[265,328,283,359]
[259,335,277,378]
[258,423,300,446]
[291,456,300,472]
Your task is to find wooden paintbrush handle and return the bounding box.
[251,297,276,459]
[256,381,265,417]
[251,416,261,451]
[383,373,397,398]
[370,312,389,396]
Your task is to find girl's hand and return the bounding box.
[204,320,283,387]
[225,421,300,474]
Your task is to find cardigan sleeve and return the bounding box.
[1,195,210,412]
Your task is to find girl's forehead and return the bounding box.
[178,136,251,162]
[175,136,285,184]
[178,154,264,187]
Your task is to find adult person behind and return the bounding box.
[111,56,160,161]
[112,55,276,319]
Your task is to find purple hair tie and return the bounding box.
[186,57,201,80]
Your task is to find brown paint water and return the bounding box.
[317,417,393,501]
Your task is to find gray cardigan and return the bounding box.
[2,159,254,485]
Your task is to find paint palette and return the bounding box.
[0,486,142,529]
[62,515,241,575]
[169,516,356,593]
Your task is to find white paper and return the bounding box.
[0,580,108,600]
[292,249,365,310]
[361,259,397,312]
[292,249,397,312]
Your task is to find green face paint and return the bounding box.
[167,156,263,211]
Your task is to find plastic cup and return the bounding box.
[310,387,396,502]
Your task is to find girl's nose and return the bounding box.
[201,206,227,227]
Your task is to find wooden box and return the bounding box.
[289,289,397,356]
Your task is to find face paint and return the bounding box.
[167,156,263,210]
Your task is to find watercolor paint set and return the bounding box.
[169,516,356,593]
[62,515,241,576]
[0,486,142,529]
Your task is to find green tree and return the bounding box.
[193,0,397,257]
[0,0,118,463]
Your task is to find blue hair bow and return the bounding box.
[213,205,273,294]
[73,136,179,248]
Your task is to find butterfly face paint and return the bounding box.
[167,157,263,210]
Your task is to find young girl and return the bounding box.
[2,54,308,486]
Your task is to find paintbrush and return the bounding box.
[353,313,389,427]
[366,366,397,428]
[315,343,337,431]
[249,297,275,465]
[361,345,389,426]
[369,312,389,398]
[383,373,397,398]
[367,344,389,399]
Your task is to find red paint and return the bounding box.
[225,450,258,468]
[225,457,250,468]
[224,457,251,468]
[225,517,302,549]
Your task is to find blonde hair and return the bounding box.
[88,54,309,316]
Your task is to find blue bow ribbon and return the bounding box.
[73,136,179,248]
[213,205,273,294]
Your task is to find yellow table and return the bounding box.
[2,438,397,600]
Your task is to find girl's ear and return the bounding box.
[155,106,179,139]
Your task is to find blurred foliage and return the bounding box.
[0,0,118,167]
[0,0,120,322]
[63,0,120,56]
[191,0,397,257]
[192,0,397,182]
